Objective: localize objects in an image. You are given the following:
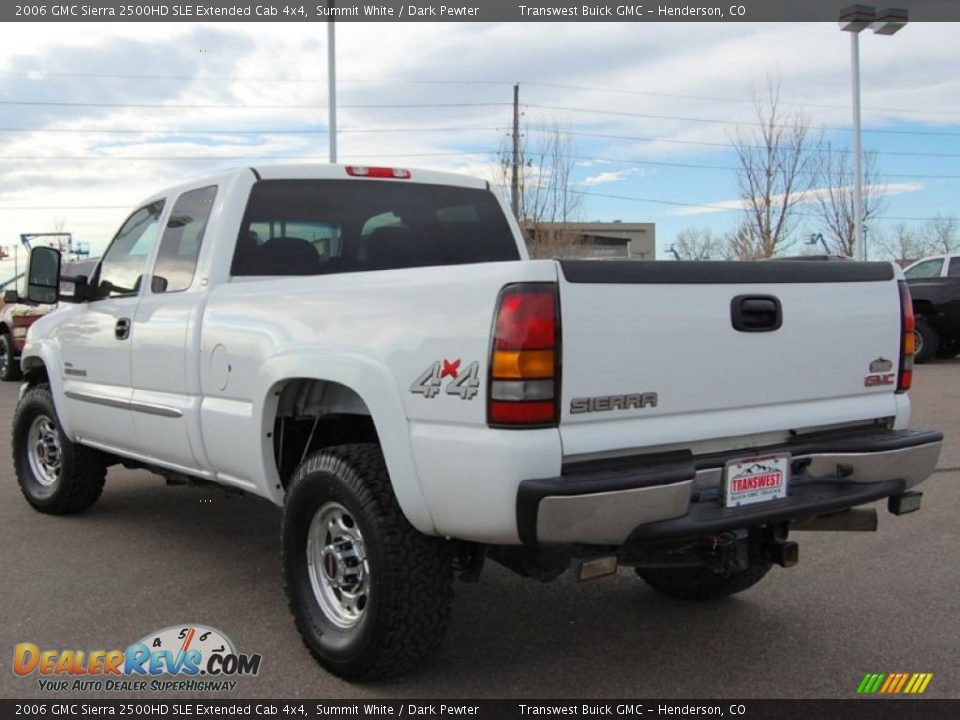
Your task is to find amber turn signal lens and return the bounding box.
[492,350,555,379]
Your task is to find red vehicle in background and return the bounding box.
[0,257,99,381]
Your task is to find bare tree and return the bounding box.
[721,221,768,260]
[923,214,958,254]
[671,227,721,260]
[730,75,817,258]
[498,120,584,259]
[876,223,929,268]
[811,143,887,257]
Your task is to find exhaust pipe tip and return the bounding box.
[889,491,922,516]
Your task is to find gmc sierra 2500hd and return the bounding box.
[12,164,942,680]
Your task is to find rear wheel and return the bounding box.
[913,318,939,364]
[935,339,959,359]
[12,384,106,514]
[636,561,772,601]
[0,332,21,381]
[282,443,453,681]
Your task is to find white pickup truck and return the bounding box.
[12,164,942,680]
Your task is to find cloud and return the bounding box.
[581,168,644,186]
[0,19,957,271]
[672,182,925,217]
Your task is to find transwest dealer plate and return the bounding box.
[724,454,790,508]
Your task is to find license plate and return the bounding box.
[724,454,790,508]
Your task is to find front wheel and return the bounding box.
[0,332,22,381]
[636,561,772,601]
[12,384,106,514]
[282,444,453,681]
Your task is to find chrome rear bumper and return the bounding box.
[518,428,942,546]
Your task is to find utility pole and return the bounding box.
[327,1,337,163]
[510,83,520,219]
[850,30,864,261]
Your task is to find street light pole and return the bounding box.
[327,1,337,164]
[850,29,865,260]
[839,5,908,262]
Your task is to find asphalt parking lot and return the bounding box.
[1,365,957,700]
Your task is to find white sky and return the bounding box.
[1,20,958,275]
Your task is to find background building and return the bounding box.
[524,221,656,259]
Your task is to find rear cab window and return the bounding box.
[904,258,944,279]
[231,180,520,277]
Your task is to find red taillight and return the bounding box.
[898,280,914,393]
[494,291,555,350]
[488,283,560,428]
[345,166,411,179]
[489,400,556,425]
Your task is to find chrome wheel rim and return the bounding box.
[306,502,370,629]
[914,329,923,357]
[27,415,62,487]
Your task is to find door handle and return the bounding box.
[731,295,782,332]
[115,318,131,340]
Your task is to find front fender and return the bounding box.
[19,339,74,439]
[258,347,437,536]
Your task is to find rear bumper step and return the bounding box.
[517,428,942,546]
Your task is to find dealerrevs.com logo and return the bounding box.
[13,624,262,692]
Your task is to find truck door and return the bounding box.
[128,185,218,471]
[58,201,165,451]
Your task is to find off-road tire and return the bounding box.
[0,332,21,381]
[282,443,453,681]
[636,562,772,601]
[913,318,939,364]
[12,383,106,514]
[935,339,959,359]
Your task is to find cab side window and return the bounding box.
[152,186,217,293]
[97,201,165,299]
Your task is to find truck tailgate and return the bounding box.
[557,260,905,458]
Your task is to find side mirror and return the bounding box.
[26,246,62,305]
[3,288,18,304]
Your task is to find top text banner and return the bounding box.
[6,0,960,23]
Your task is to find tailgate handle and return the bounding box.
[731,295,782,332]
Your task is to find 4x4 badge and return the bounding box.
[410,359,480,400]
[870,357,893,373]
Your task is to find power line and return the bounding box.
[0,205,131,210]
[572,189,951,222]
[2,145,955,181]
[566,129,960,160]
[1,123,955,160]
[526,103,960,138]
[7,70,959,119]
[522,81,960,119]
[0,150,497,161]
[0,126,501,136]
[0,70,515,85]
[0,100,510,111]
[2,99,957,139]
[570,189,738,212]
[567,153,960,180]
